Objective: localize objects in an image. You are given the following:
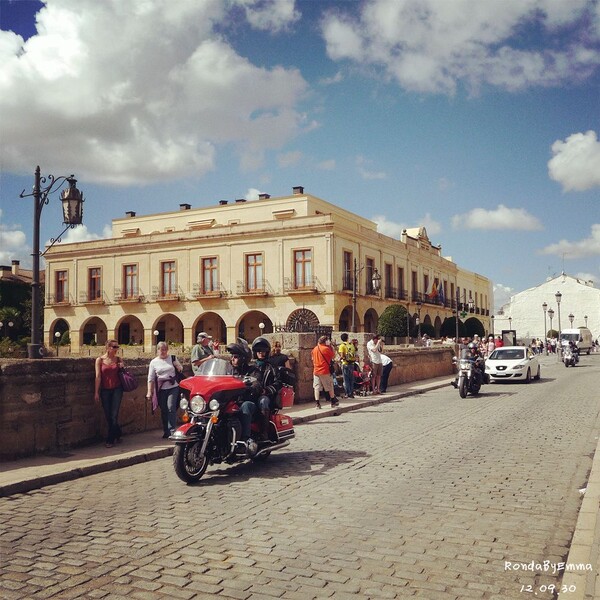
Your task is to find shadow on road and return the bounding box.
[187,449,370,487]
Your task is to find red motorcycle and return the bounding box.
[171,357,295,483]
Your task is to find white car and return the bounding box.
[485,346,541,383]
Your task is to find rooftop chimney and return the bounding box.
[292,186,304,195]
[125,211,136,218]
[179,203,191,211]
[235,198,246,203]
[219,200,228,205]
[258,193,271,200]
[11,260,20,276]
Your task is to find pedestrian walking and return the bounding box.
[146,341,184,438]
[366,334,384,394]
[337,333,356,398]
[94,339,124,448]
[311,335,339,409]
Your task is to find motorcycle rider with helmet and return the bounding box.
[251,337,283,440]
[225,340,262,454]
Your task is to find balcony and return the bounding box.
[113,288,145,303]
[284,276,323,294]
[152,287,184,302]
[192,283,228,299]
[46,293,74,306]
[236,280,273,296]
[384,287,408,301]
[79,290,107,304]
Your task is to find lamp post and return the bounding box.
[20,166,84,359]
[542,302,548,355]
[259,322,265,336]
[491,314,495,337]
[153,330,160,347]
[548,308,554,352]
[508,316,512,330]
[568,313,574,328]
[351,260,381,333]
[416,300,422,341]
[54,331,61,357]
[585,315,588,327]
[555,291,562,358]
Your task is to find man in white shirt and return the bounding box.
[366,334,383,394]
[380,353,393,392]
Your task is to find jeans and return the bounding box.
[380,362,393,392]
[239,396,271,439]
[342,364,354,397]
[158,386,179,436]
[100,387,123,444]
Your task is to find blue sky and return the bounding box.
[1,0,599,311]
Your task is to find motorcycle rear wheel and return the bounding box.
[173,442,209,483]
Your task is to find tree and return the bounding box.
[377,304,408,338]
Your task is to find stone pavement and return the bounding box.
[1,373,599,599]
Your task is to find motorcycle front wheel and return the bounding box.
[173,441,209,483]
[458,376,468,398]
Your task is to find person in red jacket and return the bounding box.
[311,335,339,409]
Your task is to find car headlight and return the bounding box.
[190,394,206,413]
[208,399,220,411]
[512,363,526,370]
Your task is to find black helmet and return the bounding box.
[226,339,251,365]
[252,336,271,359]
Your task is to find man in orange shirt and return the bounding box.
[311,335,339,409]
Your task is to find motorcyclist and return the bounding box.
[251,337,283,440]
[568,340,580,364]
[465,341,485,384]
[225,340,262,454]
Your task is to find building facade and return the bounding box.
[495,273,599,343]
[43,187,492,352]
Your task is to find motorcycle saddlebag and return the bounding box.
[272,412,294,440]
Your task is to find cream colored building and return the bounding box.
[43,186,492,352]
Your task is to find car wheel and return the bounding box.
[534,366,541,380]
[524,368,531,383]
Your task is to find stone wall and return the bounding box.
[0,339,454,460]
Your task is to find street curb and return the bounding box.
[0,381,449,497]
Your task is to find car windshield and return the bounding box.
[490,349,525,360]
[561,333,579,343]
[195,357,234,376]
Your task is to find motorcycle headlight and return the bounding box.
[208,399,220,411]
[190,395,206,414]
[180,398,189,410]
[459,359,471,370]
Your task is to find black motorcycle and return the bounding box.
[453,351,486,398]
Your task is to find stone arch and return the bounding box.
[115,315,144,346]
[338,305,358,332]
[193,312,227,344]
[151,314,184,345]
[80,316,109,347]
[237,311,273,341]
[434,315,443,337]
[363,308,378,334]
[49,318,70,346]
[286,308,319,332]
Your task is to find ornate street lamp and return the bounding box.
[372,268,381,294]
[542,302,548,355]
[416,300,422,340]
[490,314,495,337]
[548,308,554,340]
[351,261,381,333]
[54,331,61,357]
[20,167,84,359]
[568,313,574,327]
[508,317,512,330]
[555,291,562,357]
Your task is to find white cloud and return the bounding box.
[321,0,600,95]
[45,224,112,247]
[356,155,387,180]
[574,271,596,285]
[319,71,344,85]
[0,0,309,185]
[0,209,29,266]
[317,159,336,170]
[539,224,600,258]
[548,130,600,192]
[278,151,303,168]
[372,213,441,238]
[493,283,514,312]
[245,188,261,200]
[451,204,543,230]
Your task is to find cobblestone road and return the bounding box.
[1,355,599,600]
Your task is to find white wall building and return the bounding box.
[495,273,599,343]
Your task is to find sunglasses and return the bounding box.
[110,345,119,349]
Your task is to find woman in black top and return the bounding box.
[267,341,291,369]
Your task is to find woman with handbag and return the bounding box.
[146,341,184,438]
[94,339,124,448]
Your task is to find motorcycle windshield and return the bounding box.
[195,357,234,376]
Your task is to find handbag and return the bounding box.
[318,346,336,375]
[171,355,185,383]
[119,367,138,392]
